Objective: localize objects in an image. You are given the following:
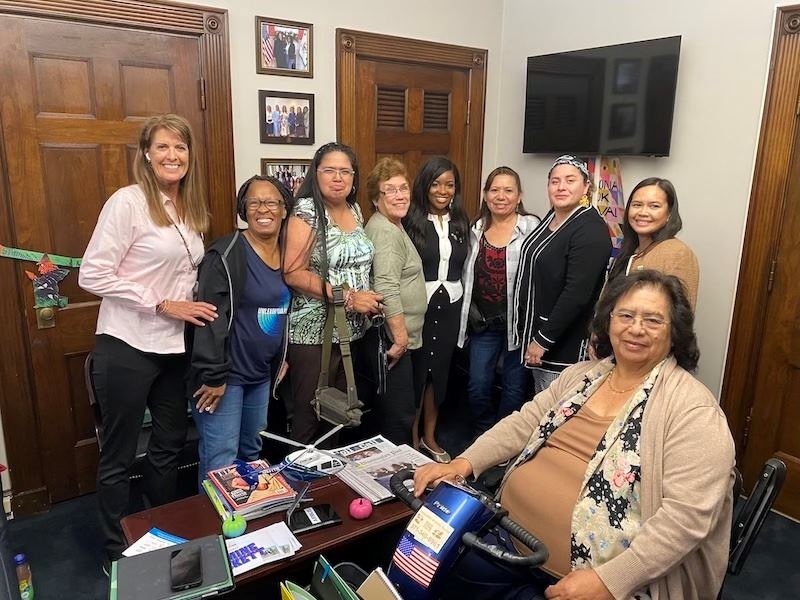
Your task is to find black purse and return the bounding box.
[468,302,488,334]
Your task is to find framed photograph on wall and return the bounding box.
[609,103,637,139]
[261,158,310,197]
[612,59,641,94]
[259,90,314,145]
[255,16,313,78]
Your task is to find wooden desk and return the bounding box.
[121,477,412,587]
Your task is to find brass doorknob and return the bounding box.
[39,307,55,321]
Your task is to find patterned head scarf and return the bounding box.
[548,155,590,180]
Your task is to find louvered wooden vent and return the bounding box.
[377,87,406,128]
[424,91,449,130]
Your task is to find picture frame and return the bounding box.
[261,158,310,197]
[612,59,641,94]
[259,91,314,145]
[608,103,637,139]
[255,16,313,78]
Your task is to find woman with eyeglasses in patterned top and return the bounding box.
[187,175,293,489]
[282,142,383,443]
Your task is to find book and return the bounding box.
[202,478,295,522]
[207,460,297,518]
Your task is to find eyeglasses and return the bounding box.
[611,310,669,330]
[317,167,355,178]
[245,198,284,211]
[380,184,410,198]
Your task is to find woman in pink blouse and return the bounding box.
[79,114,217,568]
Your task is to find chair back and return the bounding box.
[728,458,787,575]
[84,352,104,453]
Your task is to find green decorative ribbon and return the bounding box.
[0,244,82,267]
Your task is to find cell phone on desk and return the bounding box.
[288,504,342,534]
[170,546,203,592]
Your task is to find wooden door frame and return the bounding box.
[721,6,800,460]
[0,0,234,515]
[335,28,488,217]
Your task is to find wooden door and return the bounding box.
[721,6,800,519]
[738,124,800,516]
[337,29,487,219]
[0,1,233,513]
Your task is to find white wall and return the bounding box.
[179,0,505,189]
[181,0,784,396]
[495,0,782,394]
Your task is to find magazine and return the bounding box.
[207,460,296,517]
[332,436,432,504]
[203,478,297,522]
[225,521,301,576]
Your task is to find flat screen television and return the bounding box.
[523,36,681,156]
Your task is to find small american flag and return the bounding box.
[261,32,274,67]
[392,534,439,589]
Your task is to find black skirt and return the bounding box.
[411,285,462,407]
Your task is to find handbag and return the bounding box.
[467,301,488,334]
[371,315,389,397]
[312,285,364,428]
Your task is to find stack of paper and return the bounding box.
[332,436,432,504]
[225,521,301,576]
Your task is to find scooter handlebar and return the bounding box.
[389,468,424,511]
[462,515,549,570]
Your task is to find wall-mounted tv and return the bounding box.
[523,36,681,156]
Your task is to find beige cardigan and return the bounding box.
[628,239,700,311]
[461,357,735,600]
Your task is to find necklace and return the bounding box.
[607,370,645,394]
[169,220,199,271]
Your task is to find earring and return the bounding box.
[579,194,590,207]
[145,152,151,163]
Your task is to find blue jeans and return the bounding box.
[191,380,269,489]
[467,329,529,437]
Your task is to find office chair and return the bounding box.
[83,352,200,485]
[718,458,787,599]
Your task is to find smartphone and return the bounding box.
[170,546,203,592]
[288,503,342,534]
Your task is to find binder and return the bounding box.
[109,534,234,600]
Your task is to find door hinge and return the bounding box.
[199,77,207,111]
[741,405,754,451]
[767,258,777,292]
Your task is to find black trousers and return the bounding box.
[92,334,188,559]
[355,327,416,447]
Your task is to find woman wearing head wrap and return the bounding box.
[512,155,612,393]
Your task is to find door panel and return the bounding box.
[0,15,203,502]
[740,120,800,518]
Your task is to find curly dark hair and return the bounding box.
[590,270,700,371]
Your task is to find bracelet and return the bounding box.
[156,299,170,314]
[344,288,355,311]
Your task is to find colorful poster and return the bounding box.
[587,157,625,258]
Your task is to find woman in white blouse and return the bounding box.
[79,114,217,567]
[404,157,470,462]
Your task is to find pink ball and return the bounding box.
[349,497,373,520]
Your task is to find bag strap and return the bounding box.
[317,286,359,408]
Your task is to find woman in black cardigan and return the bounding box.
[512,155,611,393]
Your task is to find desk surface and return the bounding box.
[121,477,412,584]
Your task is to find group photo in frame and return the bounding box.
[256,16,313,78]
[259,90,315,145]
[261,158,310,197]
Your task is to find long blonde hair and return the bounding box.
[133,114,209,233]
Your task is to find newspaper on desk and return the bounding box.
[332,435,432,504]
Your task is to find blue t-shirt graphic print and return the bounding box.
[228,240,290,386]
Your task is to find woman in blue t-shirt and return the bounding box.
[187,175,292,486]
